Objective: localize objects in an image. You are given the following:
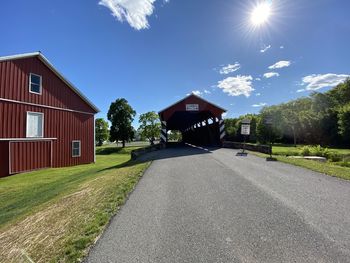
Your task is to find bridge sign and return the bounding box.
[186,104,199,111]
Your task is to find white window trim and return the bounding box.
[26,111,44,138]
[72,140,81,157]
[29,73,42,95]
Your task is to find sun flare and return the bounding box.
[251,2,272,26]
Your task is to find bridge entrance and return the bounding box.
[158,94,226,146]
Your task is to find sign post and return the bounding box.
[239,119,251,155]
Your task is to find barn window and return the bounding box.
[72,141,81,157]
[26,112,44,137]
[29,73,42,94]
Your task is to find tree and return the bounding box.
[95,118,109,146]
[224,118,239,141]
[168,130,182,141]
[107,98,136,148]
[338,103,350,145]
[138,111,161,145]
[257,109,282,144]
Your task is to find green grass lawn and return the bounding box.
[272,144,350,157]
[0,146,150,263]
[251,147,350,180]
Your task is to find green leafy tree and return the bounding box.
[257,110,281,144]
[338,103,350,144]
[327,78,350,106]
[138,111,161,145]
[107,98,136,148]
[168,130,182,141]
[95,118,109,146]
[224,118,239,140]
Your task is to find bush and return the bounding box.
[312,145,330,158]
[300,145,331,158]
[300,146,312,156]
[328,153,342,162]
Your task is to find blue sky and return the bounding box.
[1,0,349,127]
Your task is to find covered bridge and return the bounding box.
[158,94,226,146]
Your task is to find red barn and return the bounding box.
[0,52,99,177]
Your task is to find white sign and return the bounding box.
[241,124,250,135]
[186,104,199,111]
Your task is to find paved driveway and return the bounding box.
[86,146,350,263]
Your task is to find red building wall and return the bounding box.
[10,140,52,174]
[0,101,94,171]
[0,55,96,176]
[160,95,224,121]
[0,57,95,114]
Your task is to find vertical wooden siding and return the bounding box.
[0,101,94,168]
[0,57,95,114]
[0,141,9,177]
[10,141,51,174]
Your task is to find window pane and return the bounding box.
[27,113,43,137]
[30,83,41,93]
[31,74,41,85]
[73,142,80,149]
[73,149,80,156]
[72,141,80,157]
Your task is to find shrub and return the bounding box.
[312,145,330,158]
[300,146,312,156]
[328,153,342,162]
[300,145,332,159]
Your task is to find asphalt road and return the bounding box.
[86,146,350,263]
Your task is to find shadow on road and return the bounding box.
[99,144,219,172]
[138,144,218,162]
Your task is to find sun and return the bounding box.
[251,2,272,26]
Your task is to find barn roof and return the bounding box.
[0,52,99,113]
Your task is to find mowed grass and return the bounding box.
[251,151,350,180]
[272,144,350,158]
[0,146,150,262]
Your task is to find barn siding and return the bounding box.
[10,141,52,174]
[0,141,9,177]
[0,101,94,169]
[0,57,95,114]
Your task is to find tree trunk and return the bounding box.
[122,140,125,148]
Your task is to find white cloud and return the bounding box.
[255,77,261,81]
[99,0,163,30]
[268,60,291,69]
[302,73,350,91]
[222,112,228,117]
[219,62,241,75]
[260,45,271,53]
[204,89,211,94]
[217,75,254,97]
[296,89,305,93]
[191,90,202,96]
[252,102,267,107]
[280,46,284,49]
[263,72,279,78]
[255,92,261,96]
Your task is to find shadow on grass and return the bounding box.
[99,159,145,172]
[96,147,127,155]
